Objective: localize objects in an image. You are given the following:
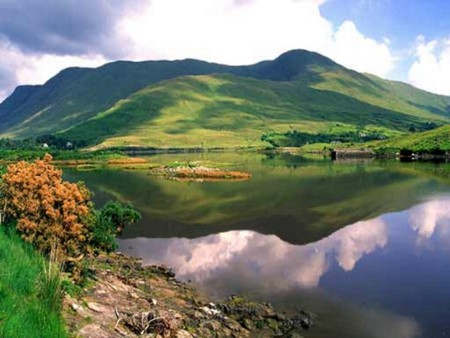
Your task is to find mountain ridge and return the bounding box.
[0,49,449,149]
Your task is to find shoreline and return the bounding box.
[65,252,313,337]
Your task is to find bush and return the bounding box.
[0,154,93,264]
[91,201,141,252]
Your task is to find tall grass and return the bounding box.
[0,227,67,338]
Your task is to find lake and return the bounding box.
[66,153,450,338]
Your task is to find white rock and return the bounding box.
[87,302,102,313]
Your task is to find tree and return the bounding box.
[91,201,141,252]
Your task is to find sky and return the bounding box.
[0,0,449,101]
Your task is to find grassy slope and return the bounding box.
[0,60,242,137]
[60,73,449,148]
[311,70,450,121]
[0,228,67,338]
[2,49,450,145]
[369,125,450,152]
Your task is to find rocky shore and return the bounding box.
[65,253,312,337]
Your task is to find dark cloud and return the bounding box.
[0,0,145,58]
[0,64,17,99]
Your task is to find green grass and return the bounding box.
[0,148,125,162]
[60,72,448,149]
[0,227,67,338]
[369,125,450,153]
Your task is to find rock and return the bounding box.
[201,306,222,316]
[203,320,221,331]
[193,311,204,319]
[176,330,194,338]
[78,324,107,337]
[71,303,82,311]
[241,318,255,331]
[283,332,304,338]
[225,319,242,332]
[87,302,102,313]
[149,298,158,306]
[128,291,140,299]
[197,328,212,337]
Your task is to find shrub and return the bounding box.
[0,154,93,264]
[91,201,141,252]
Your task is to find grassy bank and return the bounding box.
[0,227,67,338]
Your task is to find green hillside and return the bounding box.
[1,49,450,149]
[0,50,343,138]
[60,72,450,149]
[370,125,450,153]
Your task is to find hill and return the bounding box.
[1,49,450,148]
[60,73,444,149]
[370,125,450,153]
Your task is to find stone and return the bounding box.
[71,303,82,311]
[176,330,194,338]
[87,302,102,313]
[241,318,255,330]
[283,332,304,338]
[201,306,221,316]
[225,319,242,332]
[204,320,221,331]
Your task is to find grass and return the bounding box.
[368,125,450,154]
[60,72,447,149]
[0,227,67,338]
[0,148,125,162]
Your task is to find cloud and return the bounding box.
[325,21,396,76]
[409,196,450,244]
[408,37,450,95]
[0,38,28,100]
[120,0,395,76]
[0,37,107,101]
[0,0,396,101]
[118,217,387,290]
[0,0,144,58]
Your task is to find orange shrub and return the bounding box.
[0,154,93,262]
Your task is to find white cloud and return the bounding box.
[0,41,107,101]
[0,0,396,101]
[120,0,395,75]
[325,21,396,76]
[408,37,450,95]
[119,217,387,290]
[409,197,450,244]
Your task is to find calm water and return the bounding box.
[66,153,450,338]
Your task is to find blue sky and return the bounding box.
[0,0,449,99]
[322,0,450,83]
[323,0,450,45]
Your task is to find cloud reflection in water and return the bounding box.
[119,218,387,290]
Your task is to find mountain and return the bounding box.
[1,49,449,148]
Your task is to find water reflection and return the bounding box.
[119,196,450,338]
[409,197,450,244]
[120,217,387,289]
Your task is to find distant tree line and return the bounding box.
[0,135,86,151]
[261,130,388,147]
